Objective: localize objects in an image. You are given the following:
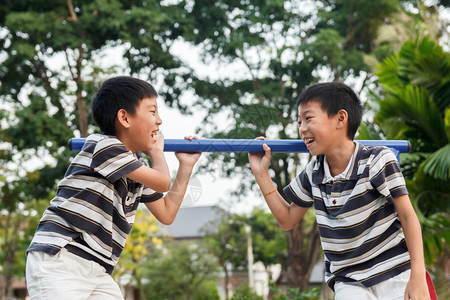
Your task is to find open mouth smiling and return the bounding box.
[304,138,315,146]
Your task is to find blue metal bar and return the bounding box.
[68,138,410,154]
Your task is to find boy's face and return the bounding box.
[297,101,339,156]
[127,97,162,152]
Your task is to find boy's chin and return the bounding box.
[308,149,320,156]
[139,144,154,152]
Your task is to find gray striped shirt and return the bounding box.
[283,142,410,290]
[27,134,163,274]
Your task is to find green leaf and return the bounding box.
[422,143,450,181]
[376,85,447,149]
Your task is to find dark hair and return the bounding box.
[296,82,362,140]
[91,76,158,135]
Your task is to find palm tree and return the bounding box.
[375,37,449,183]
[361,37,449,297]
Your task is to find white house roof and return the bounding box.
[159,205,226,239]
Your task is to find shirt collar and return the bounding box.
[312,142,362,184]
[135,151,144,162]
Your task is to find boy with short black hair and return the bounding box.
[26,76,201,299]
[249,82,430,299]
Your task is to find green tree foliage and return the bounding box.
[140,240,220,300]
[374,37,449,205]
[231,283,264,300]
[315,0,402,75]
[248,208,287,269]
[203,208,287,298]
[271,285,320,300]
[202,211,249,299]
[231,283,320,300]
[112,209,164,298]
[0,0,193,203]
[204,208,318,297]
[370,37,449,296]
[0,192,48,298]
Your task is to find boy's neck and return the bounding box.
[115,131,136,154]
[325,140,355,177]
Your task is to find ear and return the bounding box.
[116,109,131,129]
[336,109,348,129]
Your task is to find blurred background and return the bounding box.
[0,0,449,299]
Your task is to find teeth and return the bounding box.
[305,139,314,145]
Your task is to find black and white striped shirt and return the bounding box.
[27,134,163,274]
[283,142,410,290]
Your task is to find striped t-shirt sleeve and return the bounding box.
[283,161,315,208]
[140,186,164,203]
[91,138,143,183]
[369,148,408,203]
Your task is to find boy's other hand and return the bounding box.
[404,274,431,300]
[248,137,272,175]
[175,136,201,167]
[153,134,165,152]
[143,134,164,157]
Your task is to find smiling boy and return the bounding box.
[248,82,430,299]
[26,76,201,299]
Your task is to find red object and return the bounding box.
[426,271,438,300]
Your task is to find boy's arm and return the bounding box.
[126,135,171,192]
[249,143,308,231]
[394,194,430,300]
[145,138,201,225]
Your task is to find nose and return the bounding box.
[157,113,162,125]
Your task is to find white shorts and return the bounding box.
[334,269,411,300]
[26,248,123,300]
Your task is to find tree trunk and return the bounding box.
[1,215,17,300]
[76,90,89,137]
[276,219,321,292]
[222,262,230,300]
[75,44,88,137]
